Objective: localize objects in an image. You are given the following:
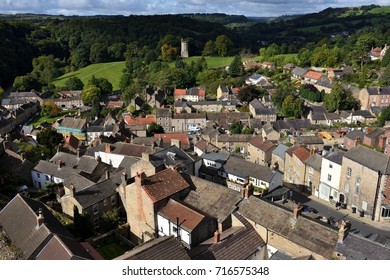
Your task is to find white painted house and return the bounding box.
[319,150,344,202]
[31,160,71,189]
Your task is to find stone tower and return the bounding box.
[181,38,189,58]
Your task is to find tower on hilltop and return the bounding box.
[181,39,189,58]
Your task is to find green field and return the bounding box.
[369,6,390,14]
[54,61,125,91]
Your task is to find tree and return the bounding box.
[202,40,215,56]
[147,122,164,137]
[237,85,265,103]
[13,75,42,92]
[108,42,126,61]
[73,206,94,239]
[119,73,132,92]
[379,106,390,126]
[37,128,64,156]
[91,96,101,119]
[242,127,254,134]
[121,83,142,103]
[281,95,303,118]
[63,77,84,90]
[161,43,178,61]
[91,77,113,95]
[41,100,61,117]
[215,35,233,57]
[90,43,108,63]
[382,50,390,67]
[71,44,90,69]
[230,120,242,134]
[323,83,360,112]
[100,208,120,232]
[229,55,243,77]
[381,64,390,86]
[31,55,62,85]
[82,84,101,105]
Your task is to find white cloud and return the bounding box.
[0,0,386,16]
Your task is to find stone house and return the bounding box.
[198,150,230,184]
[293,135,324,150]
[261,123,280,142]
[271,144,289,173]
[363,128,385,149]
[249,99,276,123]
[284,145,311,188]
[339,145,390,222]
[344,130,365,150]
[302,71,324,85]
[156,108,172,132]
[56,117,87,141]
[303,152,322,196]
[174,87,205,102]
[118,168,191,242]
[246,137,276,166]
[146,89,165,108]
[215,134,254,155]
[339,110,376,125]
[153,133,190,150]
[191,100,237,113]
[291,67,307,81]
[359,86,390,110]
[171,112,207,132]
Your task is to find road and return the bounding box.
[291,191,390,240]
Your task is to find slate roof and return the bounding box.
[183,175,242,223]
[217,134,254,143]
[141,168,190,203]
[367,87,390,95]
[63,173,95,192]
[222,156,276,182]
[115,236,190,260]
[304,153,322,171]
[158,199,205,232]
[345,130,365,140]
[344,145,390,174]
[149,145,195,168]
[112,142,154,158]
[365,128,385,139]
[272,119,310,132]
[58,117,86,129]
[50,152,79,168]
[292,67,308,77]
[272,144,289,161]
[131,137,158,146]
[75,172,121,208]
[34,160,78,179]
[173,112,207,120]
[192,212,265,260]
[250,99,276,115]
[200,150,230,163]
[323,149,344,165]
[0,194,91,260]
[76,156,106,174]
[335,233,390,260]
[238,196,338,259]
[325,112,341,120]
[297,135,324,145]
[156,108,172,118]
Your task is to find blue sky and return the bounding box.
[0,0,388,17]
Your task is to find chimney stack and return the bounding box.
[293,202,302,220]
[337,220,351,243]
[76,148,80,160]
[57,160,62,170]
[214,230,220,243]
[135,172,147,186]
[105,144,111,153]
[171,139,181,149]
[105,170,110,180]
[36,208,44,228]
[70,183,75,197]
[121,172,127,186]
[142,152,151,162]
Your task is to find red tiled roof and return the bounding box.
[198,89,205,97]
[125,114,156,126]
[174,89,187,96]
[142,168,190,203]
[293,146,311,162]
[304,71,323,80]
[232,88,240,94]
[107,101,124,108]
[154,133,190,146]
[158,199,205,231]
[249,138,275,152]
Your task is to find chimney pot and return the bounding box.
[214,230,220,243]
[121,172,127,186]
[57,160,62,170]
[105,144,111,153]
[70,183,75,196]
[36,208,44,228]
[105,170,110,180]
[135,172,146,186]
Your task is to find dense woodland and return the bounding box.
[1,4,390,92]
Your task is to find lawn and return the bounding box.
[369,6,390,14]
[29,110,77,128]
[53,61,125,91]
[97,242,128,260]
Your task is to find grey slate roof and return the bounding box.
[238,196,338,259]
[0,194,91,260]
[34,160,78,179]
[345,130,365,140]
[292,67,308,77]
[304,153,322,171]
[183,175,242,223]
[272,119,310,132]
[367,87,390,95]
[115,236,190,260]
[63,173,95,192]
[200,150,230,163]
[272,144,289,161]
[365,128,385,139]
[149,145,195,168]
[323,149,344,165]
[344,145,390,174]
[156,108,172,118]
[50,152,79,168]
[335,233,390,260]
[297,135,324,144]
[74,172,121,208]
[192,212,265,260]
[58,117,86,129]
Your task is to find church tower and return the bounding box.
[181,39,189,58]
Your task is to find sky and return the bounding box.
[0,0,388,17]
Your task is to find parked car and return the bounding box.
[302,205,318,214]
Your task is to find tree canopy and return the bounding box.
[37,129,64,156]
[323,83,360,112]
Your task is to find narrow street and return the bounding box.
[289,189,390,240]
